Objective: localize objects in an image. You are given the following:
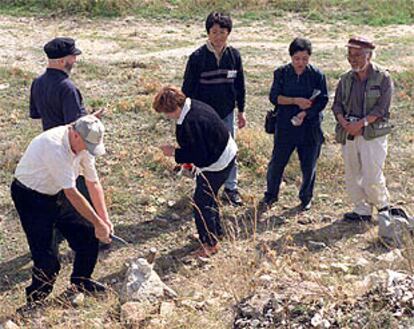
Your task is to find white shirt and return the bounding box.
[199,134,237,173]
[15,126,99,195]
[177,97,192,125]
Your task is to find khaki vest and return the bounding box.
[340,63,389,116]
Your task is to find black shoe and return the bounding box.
[223,189,243,206]
[26,284,53,304]
[343,212,372,222]
[71,278,107,294]
[258,197,275,212]
[301,201,312,211]
[17,300,45,316]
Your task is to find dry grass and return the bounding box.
[0,10,414,329]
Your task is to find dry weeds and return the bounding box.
[0,11,413,329]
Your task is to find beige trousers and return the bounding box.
[342,135,389,216]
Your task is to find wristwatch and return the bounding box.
[363,118,369,127]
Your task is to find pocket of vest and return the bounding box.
[367,89,381,98]
[363,119,393,140]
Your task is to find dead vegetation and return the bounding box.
[0,11,414,329]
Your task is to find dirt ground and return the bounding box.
[0,13,414,328]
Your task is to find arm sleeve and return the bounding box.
[175,124,197,164]
[80,152,99,182]
[235,52,246,112]
[29,81,41,119]
[61,83,87,124]
[368,74,393,118]
[331,79,345,119]
[305,72,329,120]
[269,68,284,106]
[182,54,199,98]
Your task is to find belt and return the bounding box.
[14,178,59,200]
[14,178,33,191]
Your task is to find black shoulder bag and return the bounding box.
[264,66,286,134]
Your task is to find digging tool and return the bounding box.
[110,233,129,246]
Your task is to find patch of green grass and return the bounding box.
[1,0,413,26]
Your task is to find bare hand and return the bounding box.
[237,112,247,129]
[95,222,111,244]
[104,219,114,234]
[160,144,175,157]
[297,111,307,120]
[92,108,106,119]
[294,98,312,110]
[346,121,363,136]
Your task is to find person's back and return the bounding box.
[175,99,230,168]
[30,37,86,131]
[30,68,86,130]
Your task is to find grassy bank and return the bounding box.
[1,0,414,25]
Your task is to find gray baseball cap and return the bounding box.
[74,115,105,156]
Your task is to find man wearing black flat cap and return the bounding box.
[332,36,393,222]
[30,37,85,131]
[29,38,109,255]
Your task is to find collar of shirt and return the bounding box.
[287,63,311,78]
[206,40,228,65]
[177,98,192,125]
[46,67,69,78]
[63,126,79,159]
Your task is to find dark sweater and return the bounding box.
[182,44,245,119]
[269,63,328,144]
[175,99,231,168]
[30,68,86,131]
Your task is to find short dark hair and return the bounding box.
[153,85,186,113]
[289,37,312,56]
[205,11,232,34]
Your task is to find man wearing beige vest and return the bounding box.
[332,36,393,221]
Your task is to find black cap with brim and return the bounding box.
[44,37,82,59]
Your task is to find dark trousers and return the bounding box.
[193,158,234,246]
[10,179,99,302]
[265,141,321,205]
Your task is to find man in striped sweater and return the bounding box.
[182,11,246,206]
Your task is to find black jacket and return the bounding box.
[175,99,231,168]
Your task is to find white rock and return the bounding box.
[120,257,177,304]
[377,249,403,263]
[354,257,370,270]
[2,320,20,329]
[308,241,327,251]
[361,270,388,291]
[160,301,175,317]
[330,263,350,273]
[311,312,323,327]
[71,293,85,307]
[259,274,273,283]
[386,269,408,288]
